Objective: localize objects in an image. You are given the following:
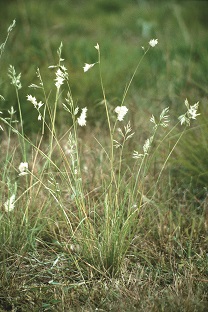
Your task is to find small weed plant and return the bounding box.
[0,21,206,311]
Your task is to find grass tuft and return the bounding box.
[0,5,208,311]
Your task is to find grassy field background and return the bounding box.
[0,1,208,311]
[1,0,208,131]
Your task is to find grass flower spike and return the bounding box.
[187,102,200,120]
[149,39,158,47]
[83,63,96,72]
[77,107,87,126]
[94,43,99,50]
[27,95,44,120]
[18,162,28,176]
[114,106,128,121]
[27,95,44,110]
[178,99,200,126]
[55,68,66,89]
[8,65,22,89]
[150,107,170,129]
[4,194,16,212]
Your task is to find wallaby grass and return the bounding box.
[0,79,207,311]
[1,1,208,311]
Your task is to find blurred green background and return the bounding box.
[0,0,208,133]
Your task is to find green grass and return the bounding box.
[1,0,208,131]
[0,1,208,311]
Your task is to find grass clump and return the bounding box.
[0,19,207,312]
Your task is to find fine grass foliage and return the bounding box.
[0,19,207,312]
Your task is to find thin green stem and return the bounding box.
[121,47,150,106]
[98,49,114,156]
[154,127,187,191]
[16,88,27,162]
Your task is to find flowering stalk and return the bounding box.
[0,19,16,60]
[178,99,200,126]
[1,107,17,182]
[114,121,134,196]
[48,42,68,162]
[95,44,112,135]
[95,44,117,188]
[8,65,27,162]
[132,106,170,201]
[121,38,158,106]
